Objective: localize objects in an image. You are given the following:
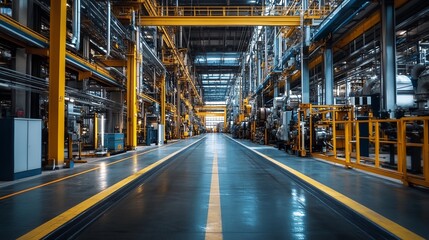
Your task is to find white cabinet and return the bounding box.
[0,118,42,180]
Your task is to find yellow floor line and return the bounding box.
[229,136,424,240]
[205,151,223,240]
[17,138,204,240]
[0,141,182,201]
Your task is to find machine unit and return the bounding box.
[0,118,42,180]
[104,133,124,152]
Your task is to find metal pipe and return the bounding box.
[381,0,396,117]
[264,27,268,76]
[324,45,334,105]
[106,0,111,58]
[71,0,81,50]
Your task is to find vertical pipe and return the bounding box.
[285,75,290,98]
[71,0,80,50]
[257,46,262,87]
[160,74,166,143]
[106,0,111,58]
[301,30,310,103]
[94,113,98,148]
[136,25,141,94]
[381,0,397,118]
[101,114,105,148]
[274,76,278,98]
[278,31,283,69]
[324,44,334,105]
[264,27,268,76]
[127,44,137,149]
[274,27,278,67]
[249,53,253,92]
[300,0,310,103]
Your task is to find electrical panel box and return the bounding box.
[0,118,42,180]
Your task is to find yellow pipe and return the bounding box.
[139,93,159,104]
[48,0,67,167]
[355,122,360,165]
[127,44,137,149]
[375,123,380,168]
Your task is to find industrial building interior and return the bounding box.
[1,0,429,239]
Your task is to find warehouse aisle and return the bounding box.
[1,134,428,239]
[76,134,377,239]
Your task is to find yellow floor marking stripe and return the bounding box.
[230,137,424,240]
[205,151,223,240]
[0,141,182,201]
[18,138,204,240]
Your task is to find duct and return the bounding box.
[312,0,370,41]
[106,0,111,58]
[411,64,426,89]
[71,0,81,50]
[361,75,414,108]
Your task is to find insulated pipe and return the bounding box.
[300,0,310,103]
[274,27,278,67]
[381,0,396,117]
[136,25,141,93]
[106,0,111,58]
[71,0,81,50]
[264,27,268,76]
[324,44,334,105]
[249,53,252,92]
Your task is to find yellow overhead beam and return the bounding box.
[139,16,301,26]
[100,59,127,67]
[195,105,226,111]
[48,0,66,167]
[139,93,159,104]
[197,112,225,117]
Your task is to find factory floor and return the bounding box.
[0,133,428,239]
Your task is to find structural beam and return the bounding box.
[48,0,66,167]
[127,43,137,149]
[139,16,301,26]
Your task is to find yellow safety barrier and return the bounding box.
[296,104,429,188]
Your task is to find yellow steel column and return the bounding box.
[48,0,67,167]
[160,74,166,143]
[127,43,137,149]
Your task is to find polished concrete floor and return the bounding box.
[0,134,428,239]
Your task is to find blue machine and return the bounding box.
[104,133,125,152]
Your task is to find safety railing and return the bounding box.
[158,6,331,19]
[297,104,429,188]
